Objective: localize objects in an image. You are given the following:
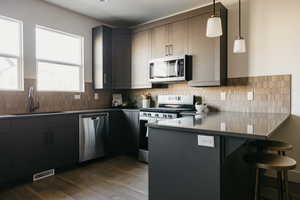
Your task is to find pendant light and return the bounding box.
[206,0,223,37]
[233,0,246,53]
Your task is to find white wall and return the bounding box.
[0,0,106,82]
[221,0,300,182]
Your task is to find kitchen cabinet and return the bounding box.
[112,29,132,89]
[10,115,78,182]
[0,120,14,185]
[132,3,227,87]
[123,110,140,156]
[151,25,169,59]
[150,20,188,59]
[148,127,253,200]
[93,25,112,90]
[149,129,221,200]
[168,20,188,56]
[107,110,126,155]
[187,12,227,87]
[131,30,152,89]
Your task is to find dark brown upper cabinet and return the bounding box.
[112,29,132,89]
[92,25,112,90]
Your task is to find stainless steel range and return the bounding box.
[138,95,195,163]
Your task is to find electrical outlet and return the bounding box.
[220,122,226,131]
[94,93,99,100]
[247,125,254,134]
[74,94,81,100]
[247,91,254,101]
[220,92,226,101]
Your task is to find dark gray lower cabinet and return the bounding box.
[149,127,253,200]
[7,114,78,184]
[0,120,14,185]
[123,110,140,156]
[108,111,125,155]
[149,128,221,200]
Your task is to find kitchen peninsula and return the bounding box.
[147,112,290,200]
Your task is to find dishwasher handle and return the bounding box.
[80,113,109,119]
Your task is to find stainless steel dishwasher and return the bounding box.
[79,113,109,162]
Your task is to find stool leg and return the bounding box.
[277,170,283,200]
[283,170,290,200]
[255,168,261,200]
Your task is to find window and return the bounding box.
[36,26,84,92]
[0,15,23,90]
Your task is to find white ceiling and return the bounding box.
[42,0,212,27]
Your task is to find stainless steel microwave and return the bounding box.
[149,55,192,83]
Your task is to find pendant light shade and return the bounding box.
[233,38,246,53]
[233,0,246,53]
[206,0,223,38]
[206,16,223,37]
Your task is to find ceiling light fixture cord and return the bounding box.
[213,0,216,16]
[239,0,241,38]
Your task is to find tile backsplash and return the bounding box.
[0,75,291,114]
[0,79,112,114]
[127,75,291,114]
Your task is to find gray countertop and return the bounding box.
[0,108,139,119]
[147,112,290,140]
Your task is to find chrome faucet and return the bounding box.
[28,86,39,112]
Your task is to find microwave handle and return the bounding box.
[175,59,179,75]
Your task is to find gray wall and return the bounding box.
[0,0,107,82]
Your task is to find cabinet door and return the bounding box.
[0,120,14,184]
[47,115,78,169]
[107,111,125,155]
[168,20,188,56]
[93,26,112,90]
[149,129,221,200]
[123,110,140,156]
[12,118,49,178]
[151,25,169,59]
[187,14,221,86]
[131,30,152,89]
[112,29,132,89]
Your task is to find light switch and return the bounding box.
[94,93,99,100]
[247,91,254,101]
[197,135,215,148]
[74,94,81,100]
[220,92,226,101]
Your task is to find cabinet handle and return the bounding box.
[104,73,107,85]
[165,45,169,56]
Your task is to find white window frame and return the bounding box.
[35,25,85,92]
[0,15,24,91]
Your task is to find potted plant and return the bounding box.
[141,93,151,108]
[195,96,208,113]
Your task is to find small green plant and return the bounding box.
[195,96,202,105]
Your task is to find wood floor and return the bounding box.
[0,156,148,200]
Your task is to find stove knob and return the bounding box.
[163,114,167,118]
[148,113,151,117]
[155,114,159,117]
[168,115,173,118]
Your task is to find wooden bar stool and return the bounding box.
[248,154,297,200]
[251,140,293,155]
